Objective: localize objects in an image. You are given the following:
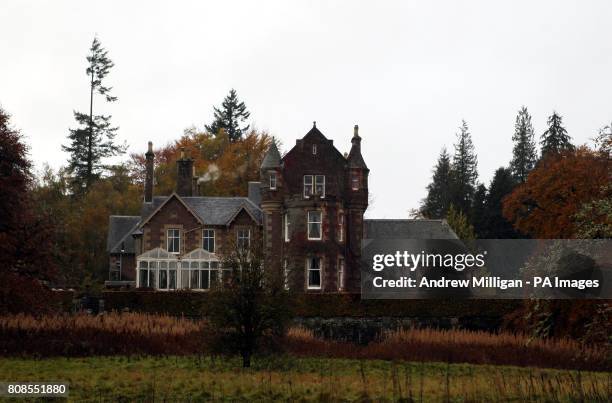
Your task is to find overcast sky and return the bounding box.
[2,0,611,218]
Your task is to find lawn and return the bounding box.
[0,356,609,402]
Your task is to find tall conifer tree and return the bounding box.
[540,111,573,158]
[62,37,125,192]
[421,148,453,218]
[206,89,251,142]
[471,183,487,237]
[450,120,478,216]
[483,167,520,238]
[510,106,537,182]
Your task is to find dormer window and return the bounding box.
[312,144,317,155]
[304,175,325,198]
[269,172,277,190]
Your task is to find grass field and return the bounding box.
[0,355,610,402]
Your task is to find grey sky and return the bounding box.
[1,0,611,218]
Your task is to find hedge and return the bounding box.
[101,291,520,319]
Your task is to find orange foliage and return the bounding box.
[130,129,273,197]
[502,148,610,238]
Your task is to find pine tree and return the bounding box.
[62,37,125,192]
[483,167,520,238]
[471,183,487,238]
[510,106,537,182]
[205,89,251,142]
[540,111,573,158]
[450,120,478,216]
[421,148,452,218]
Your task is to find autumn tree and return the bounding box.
[205,89,251,142]
[540,112,573,158]
[130,129,272,197]
[509,106,537,183]
[450,120,478,216]
[502,148,609,238]
[62,37,125,192]
[420,147,452,218]
[0,107,57,313]
[33,163,141,287]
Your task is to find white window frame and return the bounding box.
[307,257,322,290]
[284,259,289,290]
[202,229,215,253]
[237,229,250,250]
[315,175,325,198]
[167,228,181,254]
[284,213,290,242]
[307,211,322,240]
[338,212,344,242]
[303,175,313,198]
[269,171,277,190]
[338,257,345,291]
[312,144,317,155]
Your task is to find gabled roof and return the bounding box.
[107,216,141,253]
[363,219,458,239]
[138,194,262,228]
[282,124,346,163]
[138,193,204,229]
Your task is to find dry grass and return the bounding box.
[0,312,206,356]
[1,313,609,372]
[286,326,611,372]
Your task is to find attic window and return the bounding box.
[312,144,317,155]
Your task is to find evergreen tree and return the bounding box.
[446,204,476,240]
[483,167,520,238]
[471,183,487,237]
[540,111,573,158]
[421,147,452,219]
[205,89,251,142]
[510,106,537,182]
[62,37,125,192]
[450,120,478,216]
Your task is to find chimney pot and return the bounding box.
[354,125,359,137]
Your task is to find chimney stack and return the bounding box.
[176,147,194,197]
[144,141,154,202]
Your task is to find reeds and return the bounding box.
[0,313,206,356]
[1,313,609,371]
[285,326,610,371]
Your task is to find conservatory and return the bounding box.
[136,248,229,290]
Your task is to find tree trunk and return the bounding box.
[242,349,251,368]
[87,68,94,190]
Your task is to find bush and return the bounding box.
[102,291,519,320]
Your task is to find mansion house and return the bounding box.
[107,124,456,292]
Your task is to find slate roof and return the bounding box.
[363,219,458,239]
[107,216,141,253]
[110,195,263,255]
